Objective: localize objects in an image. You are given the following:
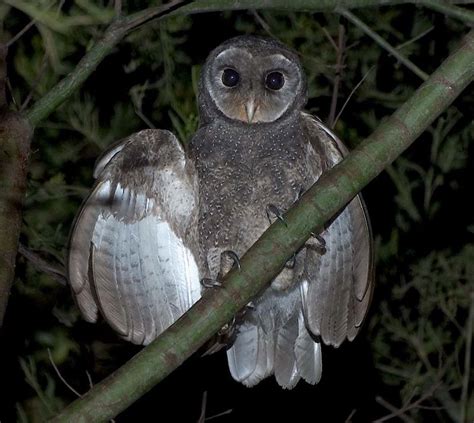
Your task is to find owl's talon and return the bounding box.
[295,186,305,202]
[245,302,255,310]
[308,233,327,254]
[285,253,297,269]
[222,250,241,270]
[266,204,287,227]
[201,278,222,288]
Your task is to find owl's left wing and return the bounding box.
[301,113,374,347]
[68,129,201,345]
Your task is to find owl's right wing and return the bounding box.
[302,114,374,348]
[68,129,201,345]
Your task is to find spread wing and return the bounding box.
[68,129,201,345]
[302,114,374,347]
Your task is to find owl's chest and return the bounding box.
[196,126,312,198]
[190,122,319,251]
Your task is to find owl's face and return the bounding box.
[201,37,306,124]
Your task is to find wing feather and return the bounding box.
[274,314,300,389]
[227,322,259,383]
[68,129,201,345]
[295,311,322,385]
[302,113,374,347]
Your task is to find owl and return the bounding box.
[68,36,373,389]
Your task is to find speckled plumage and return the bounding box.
[67,35,373,389]
[189,36,373,388]
[190,118,319,279]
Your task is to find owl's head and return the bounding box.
[199,36,307,125]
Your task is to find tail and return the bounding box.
[226,310,322,389]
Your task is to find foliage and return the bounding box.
[1,1,472,421]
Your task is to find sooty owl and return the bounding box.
[68,35,373,389]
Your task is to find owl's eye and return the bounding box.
[265,72,285,90]
[222,68,240,87]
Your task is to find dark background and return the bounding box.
[1,2,472,422]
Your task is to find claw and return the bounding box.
[285,253,297,269]
[309,233,327,254]
[222,250,241,270]
[245,301,255,310]
[295,186,305,202]
[266,204,288,227]
[311,233,326,248]
[201,278,222,288]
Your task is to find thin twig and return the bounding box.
[373,382,441,423]
[395,26,434,50]
[197,390,232,422]
[328,23,346,128]
[197,391,208,423]
[5,76,19,110]
[20,53,48,111]
[134,107,156,128]
[86,371,93,389]
[205,409,233,421]
[18,243,67,285]
[48,348,83,398]
[339,9,429,81]
[321,26,339,51]
[344,409,357,422]
[6,19,36,47]
[375,396,416,423]
[251,10,275,38]
[333,65,375,126]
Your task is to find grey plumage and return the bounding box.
[68,35,373,389]
[68,130,201,345]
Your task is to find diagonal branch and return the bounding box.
[50,29,474,423]
[25,0,192,126]
[173,0,474,15]
[420,0,474,26]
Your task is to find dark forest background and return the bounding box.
[1,1,473,422]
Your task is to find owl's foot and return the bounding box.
[200,278,222,288]
[285,253,297,269]
[201,250,241,288]
[266,204,287,227]
[294,186,305,202]
[201,317,237,356]
[307,233,327,255]
[221,250,241,270]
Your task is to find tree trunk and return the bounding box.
[0,44,32,326]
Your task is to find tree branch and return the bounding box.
[172,0,474,15]
[24,0,473,126]
[420,0,474,26]
[0,44,33,326]
[50,29,474,423]
[25,0,192,126]
[17,243,67,286]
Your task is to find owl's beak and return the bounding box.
[245,99,258,123]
